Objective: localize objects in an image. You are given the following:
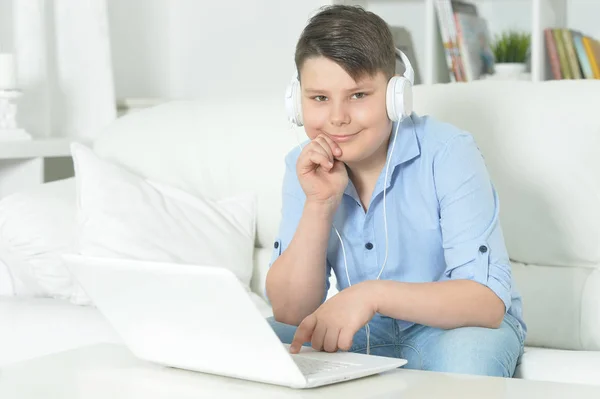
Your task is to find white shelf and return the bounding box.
[338,0,588,83]
[0,138,87,160]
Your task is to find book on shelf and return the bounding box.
[435,0,494,82]
[583,37,600,78]
[435,0,463,82]
[455,12,494,81]
[544,28,600,80]
[544,29,562,80]
[390,26,423,85]
[572,32,594,79]
[449,0,477,16]
[551,29,571,78]
[562,29,582,79]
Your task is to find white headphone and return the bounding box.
[284,48,414,126]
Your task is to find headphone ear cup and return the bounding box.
[285,77,303,126]
[386,76,413,122]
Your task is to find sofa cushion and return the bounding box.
[515,346,600,386]
[513,261,600,351]
[252,247,340,303]
[251,247,272,302]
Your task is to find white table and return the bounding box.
[1,344,599,398]
[0,138,87,199]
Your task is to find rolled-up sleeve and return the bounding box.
[267,149,332,301]
[434,134,512,313]
[269,150,305,267]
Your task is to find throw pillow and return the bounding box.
[70,143,256,305]
[0,178,78,298]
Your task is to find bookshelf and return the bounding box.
[335,0,596,83]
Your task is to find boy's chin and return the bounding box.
[337,147,370,165]
[337,142,385,167]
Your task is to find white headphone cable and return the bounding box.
[362,119,400,354]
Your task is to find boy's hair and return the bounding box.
[295,5,396,82]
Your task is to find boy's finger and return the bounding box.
[306,151,333,172]
[337,327,354,352]
[290,314,317,353]
[323,327,341,353]
[313,137,334,163]
[309,143,333,165]
[319,134,343,157]
[331,159,346,172]
[311,321,327,352]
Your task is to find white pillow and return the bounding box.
[70,143,257,305]
[0,178,78,299]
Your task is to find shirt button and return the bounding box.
[274,241,279,249]
[365,242,374,250]
[479,245,488,253]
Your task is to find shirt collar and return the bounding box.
[387,113,421,170]
[380,113,421,193]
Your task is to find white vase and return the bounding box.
[490,63,528,80]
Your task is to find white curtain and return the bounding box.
[13,0,116,139]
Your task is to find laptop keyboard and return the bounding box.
[292,356,354,376]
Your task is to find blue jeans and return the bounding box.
[267,313,525,377]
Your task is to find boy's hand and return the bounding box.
[297,134,348,209]
[289,281,377,354]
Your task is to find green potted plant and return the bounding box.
[490,31,531,79]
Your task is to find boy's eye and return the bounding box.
[352,92,366,99]
[313,95,328,102]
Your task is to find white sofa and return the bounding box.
[1,80,599,386]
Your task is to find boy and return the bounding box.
[265,5,526,377]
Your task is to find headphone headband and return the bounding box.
[395,48,414,85]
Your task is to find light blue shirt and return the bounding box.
[269,113,526,336]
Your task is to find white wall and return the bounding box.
[107,0,331,104]
[568,0,600,39]
[0,0,13,52]
[105,0,600,103]
[106,0,172,99]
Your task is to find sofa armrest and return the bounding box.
[513,261,600,351]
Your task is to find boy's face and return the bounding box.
[299,56,392,167]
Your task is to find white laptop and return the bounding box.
[63,254,407,389]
